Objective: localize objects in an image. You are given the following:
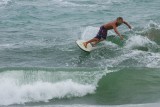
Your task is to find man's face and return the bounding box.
[117,19,123,24]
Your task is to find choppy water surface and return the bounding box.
[0,0,160,107]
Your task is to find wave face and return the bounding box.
[0,0,160,106]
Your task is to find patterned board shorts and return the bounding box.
[94,26,108,40]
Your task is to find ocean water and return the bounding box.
[0,0,160,107]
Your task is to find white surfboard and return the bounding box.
[76,40,94,52]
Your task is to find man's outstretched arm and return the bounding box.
[113,26,123,40]
[123,21,131,29]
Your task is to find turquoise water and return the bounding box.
[0,0,160,106]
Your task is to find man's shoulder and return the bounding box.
[105,20,116,26]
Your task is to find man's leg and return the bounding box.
[83,38,100,48]
[92,38,104,46]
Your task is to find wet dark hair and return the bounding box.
[117,17,123,20]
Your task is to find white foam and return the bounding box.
[144,52,160,68]
[147,20,160,29]
[106,0,130,5]
[53,0,130,8]
[0,68,111,105]
[102,47,160,68]
[53,0,89,7]
[0,0,11,6]
[0,43,14,50]
[0,78,95,105]
[124,35,156,49]
[21,103,160,107]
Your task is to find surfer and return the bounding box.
[83,17,131,48]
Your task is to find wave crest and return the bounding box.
[0,68,110,105]
[0,78,95,105]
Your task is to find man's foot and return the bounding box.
[91,42,96,47]
[83,42,87,48]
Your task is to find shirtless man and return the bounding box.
[83,17,131,48]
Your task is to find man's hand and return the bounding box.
[123,21,132,29]
[120,35,124,40]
